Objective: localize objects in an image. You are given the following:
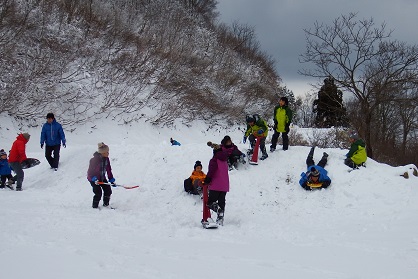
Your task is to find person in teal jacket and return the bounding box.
[40,113,66,171]
[243,114,269,160]
[270,97,293,152]
[345,131,367,169]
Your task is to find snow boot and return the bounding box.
[216,210,224,226]
[260,153,268,160]
[92,200,99,208]
[207,202,220,213]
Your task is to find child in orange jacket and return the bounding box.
[184,161,206,195]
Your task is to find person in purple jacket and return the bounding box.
[87,142,116,208]
[204,141,230,225]
[221,135,245,170]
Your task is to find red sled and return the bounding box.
[201,183,218,229]
[249,136,261,165]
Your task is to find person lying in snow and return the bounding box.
[170,138,181,146]
[299,146,331,190]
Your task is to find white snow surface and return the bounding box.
[1,117,418,279]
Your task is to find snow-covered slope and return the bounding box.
[1,118,417,279]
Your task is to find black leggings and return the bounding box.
[207,190,227,211]
[90,181,112,206]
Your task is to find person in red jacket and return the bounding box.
[9,133,31,191]
[87,142,116,208]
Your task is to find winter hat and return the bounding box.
[0,149,7,157]
[221,135,232,146]
[194,160,202,170]
[280,97,289,106]
[98,142,109,154]
[349,131,359,140]
[207,141,220,150]
[246,115,255,123]
[22,133,31,140]
[309,167,320,177]
[46,113,55,119]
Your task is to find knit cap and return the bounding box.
[309,167,320,177]
[22,133,31,140]
[0,149,7,157]
[207,141,220,150]
[349,131,359,140]
[194,160,202,170]
[98,142,109,154]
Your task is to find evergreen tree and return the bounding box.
[313,77,348,127]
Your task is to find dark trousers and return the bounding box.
[45,145,61,168]
[207,190,227,212]
[9,162,24,189]
[270,130,289,150]
[90,181,112,207]
[1,174,13,187]
[306,147,327,168]
[249,134,267,155]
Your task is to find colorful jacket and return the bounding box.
[273,105,293,133]
[0,158,12,175]
[190,170,206,185]
[346,139,367,165]
[40,119,66,146]
[299,165,331,188]
[245,118,268,137]
[87,152,114,182]
[206,150,229,192]
[9,134,28,163]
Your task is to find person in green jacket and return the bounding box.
[270,97,293,152]
[243,114,269,160]
[345,131,367,169]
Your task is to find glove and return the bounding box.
[91,176,99,185]
[257,129,264,135]
[285,124,290,133]
[63,143,66,148]
[243,136,247,144]
[109,178,115,183]
[204,176,212,185]
[41,144,44,149]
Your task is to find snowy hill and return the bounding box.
[1,117,418,279]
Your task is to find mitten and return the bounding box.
[257,129,264,135]
[204,176,212,185]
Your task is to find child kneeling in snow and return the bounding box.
[184,160,206,195]
[87,143,116,208]
[204,141,230,225]
[299,146,331,190]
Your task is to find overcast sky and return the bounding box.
[217,0,418,96]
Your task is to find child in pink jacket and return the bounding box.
[205,141,230,225]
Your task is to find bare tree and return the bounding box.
[300,12,418,159]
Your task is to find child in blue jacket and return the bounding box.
[0,149,14,189]
[299,146,331,190]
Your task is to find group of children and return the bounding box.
[181,96,367,226]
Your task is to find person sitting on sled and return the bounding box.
[344,131,367,169]
[299,146,331,190]
[220,135,245,170]
[243,114,269,160]
[184,160,206,195]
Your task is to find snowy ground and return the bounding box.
[1,117,418,279]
